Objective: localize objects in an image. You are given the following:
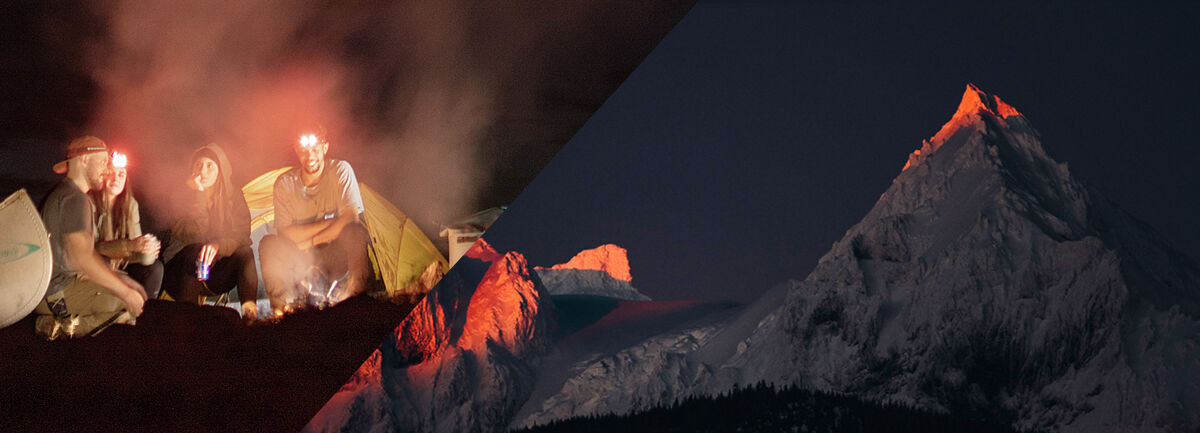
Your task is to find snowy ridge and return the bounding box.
[535,268,650,301]
[513,281,793,428]
[533,244,649,300]
[516,85,1200,433]
[517,322,722,428]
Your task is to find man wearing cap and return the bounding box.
[35,136,148,339]
[259,129,370,315]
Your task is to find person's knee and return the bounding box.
[144,261,164,299]
[334,222,370,260]
[232,244,255,262]
[150,260,164,274]
[260,235,282,257]
[84,285,127,314]
[262,278,290,297]
[175,243,205,262]
[338,223,371,279]
[260,235,295,293]
[259,235,290,269]
[339,222,370,247]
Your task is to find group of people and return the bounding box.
[35,131,371,339]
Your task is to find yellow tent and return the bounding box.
[242,167,447,297]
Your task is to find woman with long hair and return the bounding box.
[91,151,163,299]
[162,143,258,319]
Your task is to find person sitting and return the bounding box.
[89,151,163,300]
[260,129,370,316]
[161,143,259,319]
[35,136,147,339]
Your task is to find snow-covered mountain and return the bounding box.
[535,244,650,301]
[739,84,1200,432]
[516,85,1200,433]
[304,239,710,432]
[304,239,557,433]
[306,85,1200,433]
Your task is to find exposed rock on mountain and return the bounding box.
[539,244,634,282]
[305,239,557,433]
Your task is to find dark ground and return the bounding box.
[0,295,412,433]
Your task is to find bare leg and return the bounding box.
[260,234,306,314]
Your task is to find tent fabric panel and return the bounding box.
[242,167,292,212]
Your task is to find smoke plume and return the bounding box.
[64,0,691,237]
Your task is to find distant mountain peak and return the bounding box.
[958,83,1023,119]
[538,244,633,282]
[467,237,504,262]
[903,84,1025,171]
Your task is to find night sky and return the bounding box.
[483,2,1200,303]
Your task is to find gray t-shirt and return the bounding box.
[40,178,94,296]
[273,159,365,230]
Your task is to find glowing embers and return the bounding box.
[272,266,349,318]
[37,315,80,340]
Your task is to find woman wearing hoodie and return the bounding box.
[162,143,259,319]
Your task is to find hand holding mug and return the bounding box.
[133,234,160,262]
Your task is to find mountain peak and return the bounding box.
[903,84,1024,171]
[956,83,1023,119]
[466,237,504,262]
[540,244,633,282]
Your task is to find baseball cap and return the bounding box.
[52,136,109,174]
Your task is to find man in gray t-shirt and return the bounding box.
[42,177,94,294]
[260,130,371,315]
[35,136,148,339]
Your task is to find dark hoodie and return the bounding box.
[163,143,252,262]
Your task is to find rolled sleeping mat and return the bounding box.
[0,189,52,328]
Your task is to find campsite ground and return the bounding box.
[0,295,411,433]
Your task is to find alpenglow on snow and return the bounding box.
[307,85,1200,433]
[517,85,1200,433]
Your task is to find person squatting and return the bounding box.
[33,130,371,339]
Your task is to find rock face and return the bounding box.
[304,239,557,433]
[517,85,1200,433]
[534,244,649,301]
[541,244,633,282]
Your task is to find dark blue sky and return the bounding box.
[483,2,1200,303]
